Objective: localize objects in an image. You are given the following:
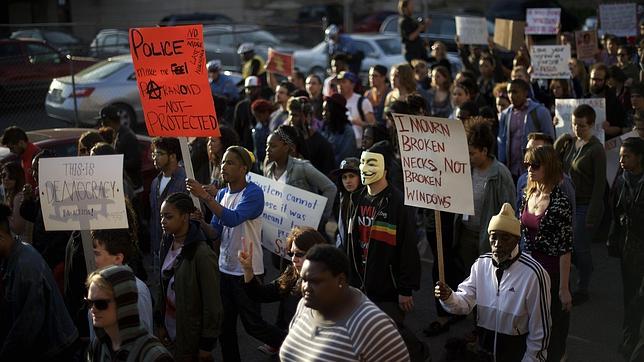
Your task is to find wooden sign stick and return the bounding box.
[434,210,445,284]
[179,137,201,209]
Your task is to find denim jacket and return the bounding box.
[0,239,78,359]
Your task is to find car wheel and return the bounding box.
[112,103,136,130]
[310,66,326,80]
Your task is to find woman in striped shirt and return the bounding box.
[280,244,410,361]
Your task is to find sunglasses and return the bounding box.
[287,251,305,259]
[523,162,541,170]
[85,298,112,310]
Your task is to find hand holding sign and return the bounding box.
[186,178,209,200]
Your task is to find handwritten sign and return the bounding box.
[266,48,294,77]
[554,98,606,144]
[530,45,571,79]
[525,8,561,35]
[494,18,525,51]
[575,30,598,61]
[392,113,474,214]
[39,155,128,231]
[605,131,637,187]
[129,25,219,137]
[599,3,638,37]
[246,173,327,257]
[455,16,489,45]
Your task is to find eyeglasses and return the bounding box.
[85,298,112,310]
[151,151,167,158]
[523,162,541,170]
[287,250,305,259]
[591,77,605,82]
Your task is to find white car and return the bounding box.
[294,33,462,80]
[45,55,241,128]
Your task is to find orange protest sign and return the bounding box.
[129,25,219,137]
[265,48,294,77]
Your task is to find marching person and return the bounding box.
[435,203,551,362]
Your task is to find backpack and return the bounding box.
[357,95,367,124]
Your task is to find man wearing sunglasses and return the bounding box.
[0,204,79,360]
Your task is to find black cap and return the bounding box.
[96,105,120,123]
[330,157,360,178]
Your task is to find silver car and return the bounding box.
[45,55,241,128]
[294,33,407,80]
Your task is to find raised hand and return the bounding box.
[186,178,209,200]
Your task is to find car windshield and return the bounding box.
[375,38,401,55]
[75,60,129,80]
[44,31,80,45]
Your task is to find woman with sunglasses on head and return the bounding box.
[156,192,222,361]
[519,145,573,362]
[238,226,328,353]
[607,137,644,360]
[87,265,173,361]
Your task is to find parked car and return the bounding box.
[203,24,302,72]
[379,12,495,53]
[354,11,398,33]
[89,29,130,59]
[45,55,242,129]
[159,12,234,26]
[294,33,462,80]
[0,38,98,107]
[10,28,87,55]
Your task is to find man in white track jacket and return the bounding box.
[435,203,551,362]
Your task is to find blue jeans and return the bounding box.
[573,204,594,293]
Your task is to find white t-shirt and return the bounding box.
[345,92,374,146]
[218,188,264,276]
[159,175,171,195]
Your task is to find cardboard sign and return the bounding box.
[605,131,637,187]
[575,30,598,61]
[39,155,128,231]
[392,113,474,214]
[530,45,571,79]
[554,98,606,144]
[246,173,327,258]
[494,18,525,51]
[129,25,220,137]
[455,16,489,45]
[599,3,638,37]
[265,48,294,77]
[525,8,561,35]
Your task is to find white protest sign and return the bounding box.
[392,113,474,214]
[247,173,327,257]
[455,16,489,45]
[554,98,606,144]
[605,131,637,187]
[599,3,638,37]
[525,8,561,35]
[530,45,571,79]
[39,155,128,231]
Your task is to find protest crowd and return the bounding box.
[2,0,644,361]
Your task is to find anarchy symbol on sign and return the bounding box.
[146,80,162,100]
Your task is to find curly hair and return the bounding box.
[464,116,495,155]
[276,226,328,296]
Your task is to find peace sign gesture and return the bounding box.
[238,237,255,282]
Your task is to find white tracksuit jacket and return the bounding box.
[441,251,552,362]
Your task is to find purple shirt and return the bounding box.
[509,104,528,177]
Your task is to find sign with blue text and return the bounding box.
[39,155,128,231]
[247,173,327,257]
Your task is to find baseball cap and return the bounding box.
[206,59,222,72]
[96,105,120,123]
[337,71,358,84]
[331,157,360,179]
[245,76,259,88]
[237,42,254,54]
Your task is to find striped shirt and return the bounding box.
[280,289,410,361]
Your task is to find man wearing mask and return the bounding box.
[346,149,427,360]
[586,63,626,140]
